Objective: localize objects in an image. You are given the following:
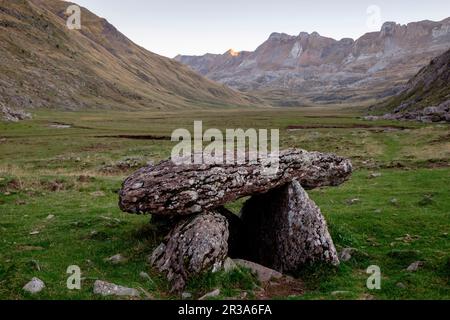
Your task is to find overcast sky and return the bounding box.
[69,0,450,58]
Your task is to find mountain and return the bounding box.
[175,18,450,106]
[0,0,256,114]
[366,48,449,122]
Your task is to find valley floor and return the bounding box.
[0,107,449,300]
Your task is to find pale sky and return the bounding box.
[69,0,450,58]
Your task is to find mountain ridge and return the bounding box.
[0,0,258,114]
[175,18,450,106]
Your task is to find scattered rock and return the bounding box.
[346,198,361,205]
[29,230,40,235]
[223,257,237,273]
[390,198,399,206]
[395,234,420,243]
[1,103,32,122]
[139,272,152,281]
[365,99,450,124]
[368,172,382,179]
[239,291,248,299]
[407,261,424,272]
[93,280,140,297]
[46,214,55,220]
[233,259,283,283]
[181,292,192,300]
[23,277,45,294]
[199,289,221,300]
[396,282,407,289]
[104,254,126,265]
[49,123,72,129]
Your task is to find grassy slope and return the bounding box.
[371,49,450,115]
[0,0,256,111]
[0,107,449,300]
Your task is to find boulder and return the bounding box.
[406,261,424,272]
[104,254,126,265]
[119,149,352,216]
[0,103,31,122]
[93,280,140,297]
[233,259,283,283]
[239,180,339,272]
[23,277,45,294]
[149,211,229,292]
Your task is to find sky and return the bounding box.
[69,0,450,58]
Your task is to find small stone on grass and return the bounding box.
[93,280,139,297]
[23,277,45,294]
[199,289,221,300]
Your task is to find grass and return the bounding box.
[0,107,449,300]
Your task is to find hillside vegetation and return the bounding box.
[0,0,257,112]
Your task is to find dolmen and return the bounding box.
[119,149,352,292]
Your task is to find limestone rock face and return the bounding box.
[368,49,450,121]
[175,18,450,105]
[119,149,352,216]
[240,180,340,272]
[149,211,229,292]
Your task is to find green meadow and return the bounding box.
[0,107,449,299]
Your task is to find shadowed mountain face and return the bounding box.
[175,19,450,106]
[0,0,256,111]
[367,48,450,121]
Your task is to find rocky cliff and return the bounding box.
[366,48,450,123]
[175,19,450,106]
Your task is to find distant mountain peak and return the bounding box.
[225,48,240,57]
[268,32,295,41]
[175,17,450,106]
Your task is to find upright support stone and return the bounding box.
[240,180,340,272]
[149,211,229,292]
